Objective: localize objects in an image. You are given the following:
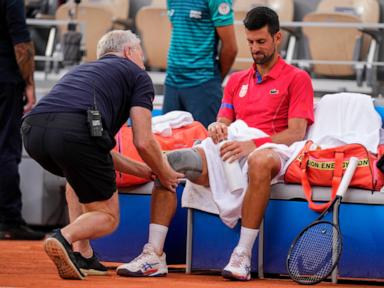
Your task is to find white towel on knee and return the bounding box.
[182,120,296,227]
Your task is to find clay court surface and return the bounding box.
[0,241,382,288]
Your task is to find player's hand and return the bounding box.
[219,140,256,163]
[208,122,228,144]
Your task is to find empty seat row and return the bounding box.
[136,0,381,86]
[55,0,130,62]
[302,0,380,79]
[53,0,381,89]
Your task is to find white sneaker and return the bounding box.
[116,243,168,277]
[222,247,251,281]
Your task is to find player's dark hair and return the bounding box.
[243,6,280,36]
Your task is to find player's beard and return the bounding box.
[252,47,276,65]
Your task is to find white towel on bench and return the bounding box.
[307,93,381,153]
[152,111,193,137]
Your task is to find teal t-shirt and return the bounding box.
[165,0,233,88]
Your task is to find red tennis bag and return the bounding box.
[114,121,208,187]
[284,140,384,212]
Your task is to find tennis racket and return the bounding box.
[286,157,359,285]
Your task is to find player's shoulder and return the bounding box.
[285,62,311,80]
[228,67,252,82]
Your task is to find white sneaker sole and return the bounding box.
[80,268,108,276]
[222,269,251,281]
[44,238,85,280]
[117,266,168,277]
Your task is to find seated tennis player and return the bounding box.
[117,6,314,281]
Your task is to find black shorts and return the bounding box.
[21,112,116,204]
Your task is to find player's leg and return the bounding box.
[223,149,281,281]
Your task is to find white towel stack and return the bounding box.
[152,111,194,137]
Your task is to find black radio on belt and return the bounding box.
[87,83,103,137]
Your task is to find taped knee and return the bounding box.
[166,148,203,181]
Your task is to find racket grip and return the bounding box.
[336,157,359,198]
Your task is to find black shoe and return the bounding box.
[74,252,108,276]
[0,223,45,240]
[44,229,85,280]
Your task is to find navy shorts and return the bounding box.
[21,113,116,204]
[163,78,223,128]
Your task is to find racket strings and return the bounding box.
[287,222,342,284]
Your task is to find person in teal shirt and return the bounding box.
[162,0,238,128]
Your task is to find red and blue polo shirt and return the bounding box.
[218,57,314,144]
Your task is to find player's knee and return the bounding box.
[248,150,278,173]
[166,148,203,180]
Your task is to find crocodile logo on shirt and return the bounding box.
[270,89,279,95]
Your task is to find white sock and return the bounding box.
[148,223,168,256]
[235,226,259,256]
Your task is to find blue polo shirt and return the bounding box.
[0,0,31,84]
[29,55,154,136]
[165,0,233,88]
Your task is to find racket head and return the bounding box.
[286,220,343,285]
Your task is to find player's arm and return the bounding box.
[216,25,238,80]
[269,118,308,146]
[249,118,309,149]
[249,118,308,151]
[209,69,237,143]
[271,70,314,146]
[220,119,308,162]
